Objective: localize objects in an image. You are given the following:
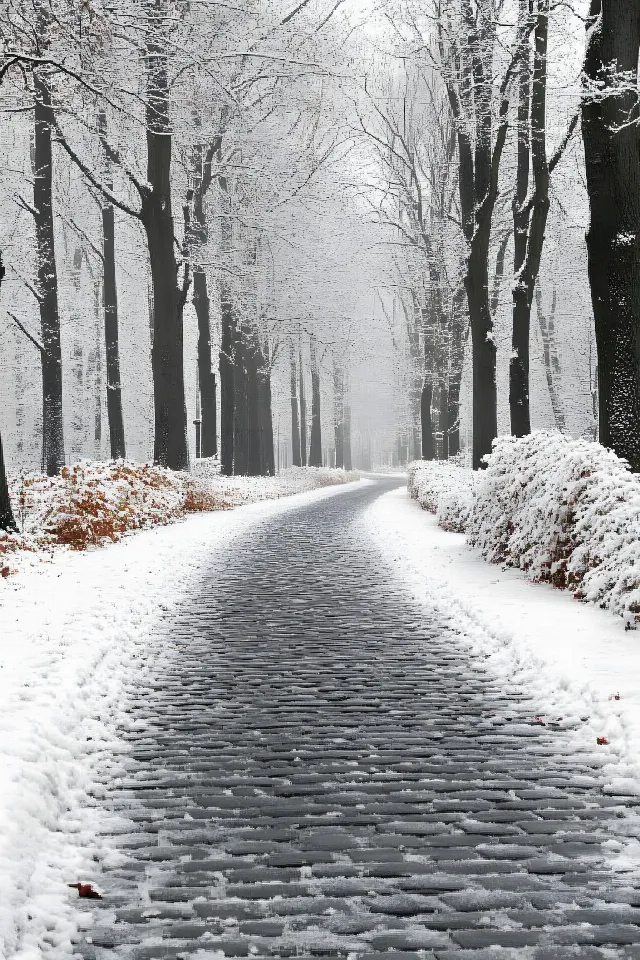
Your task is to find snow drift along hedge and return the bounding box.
[1,462,358,577]
[409,433,640,625]
[468,432,640,624]
[407,460,474,533]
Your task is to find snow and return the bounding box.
[409,433,640,627]
[0,477,365,959]
[2,461,357,577]
[364,484,640,836]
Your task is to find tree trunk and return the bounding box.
[0,431,15,533]
[439,377,449,461]
[420,381,434,460]
[343,383,352,472]
[142,30,188,471]
[299,347,307,467]
[0,253,16,532]
[193,270,217,458]
[447,284,466,459]
[258,352,275,476]
[70,247,85,463]
[333,361,344,469]
[34,74,65,477]
[290,341,301,467]
[98,110,126,460]
[466,247,498,469]
[234,324,249,475]
[220,283,235,476]
[309,335,322,467]
[247,337,261,476]
[582,0,640,470]
[536,285,566,432]
[510,1,532,437]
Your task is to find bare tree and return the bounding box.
[582,0,640,470]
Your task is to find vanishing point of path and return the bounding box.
[76,478,640,960]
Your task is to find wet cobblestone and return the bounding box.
[75,479,640,958]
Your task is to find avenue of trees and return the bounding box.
[1,0,639,529]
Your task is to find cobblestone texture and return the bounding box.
[74,479,640,959]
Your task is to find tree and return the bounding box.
[0,250,16,532]
[437,0,520,468]
[290,339,302,466]
[509,0,578,437]
[98,110,126,460]
[309,333,323,466]
[582,0,640,471]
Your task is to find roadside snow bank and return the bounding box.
[2,462,356,577]
[408,433,640,626]
[0,479,365,959]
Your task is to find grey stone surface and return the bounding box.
[73,479,640,958]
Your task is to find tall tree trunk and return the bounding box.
[582,0,640,470]
[258,350,275,476]
[0,431,15,534]
[421,381,434,460]
[70,247,85,463]
[447,284,466,459]
[191,135,218,460]
[439,377,449,461]
[536,285,566,432]
[193,270,217,458]
[466,246,497,469]
[247,336,261,476]
[34,74,65,476]
[234,324,249,475]
[333,361,344,469]
[220,284,235,475]
[290,341,301,467]
[309,335,322,467]
[0,253,16,532]
[343,367,352,472]
[142,25,188,471]
[510,0,533,437]
[299,347,307,467]
[98,110,126,460]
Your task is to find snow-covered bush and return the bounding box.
[1,461,359,576]
[407,460,474,532]
[468,431,640,624]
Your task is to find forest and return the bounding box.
[0,0,637,530]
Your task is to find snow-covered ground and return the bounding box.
[0,479,366,960]
[365,484,640,819]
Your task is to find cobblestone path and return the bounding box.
[77,479,640,960]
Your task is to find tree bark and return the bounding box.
[34,73,65,477]
[98,110,126,460]
[420,381,434,460]
[582,0,640,470]
[333,361,344,469]
[309,335,322,467]
[141,22,189,471]
[299,347,307,467]
[510,0,533,437]
[258,348,275,476]
[0,253,16,532]
[536,285,566,432]
[220,283,235,475]
[247,336,261,476]
[233,324,249,475]
[343,367,352,472]
[193,270,217,458]
[290,340,301,467]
